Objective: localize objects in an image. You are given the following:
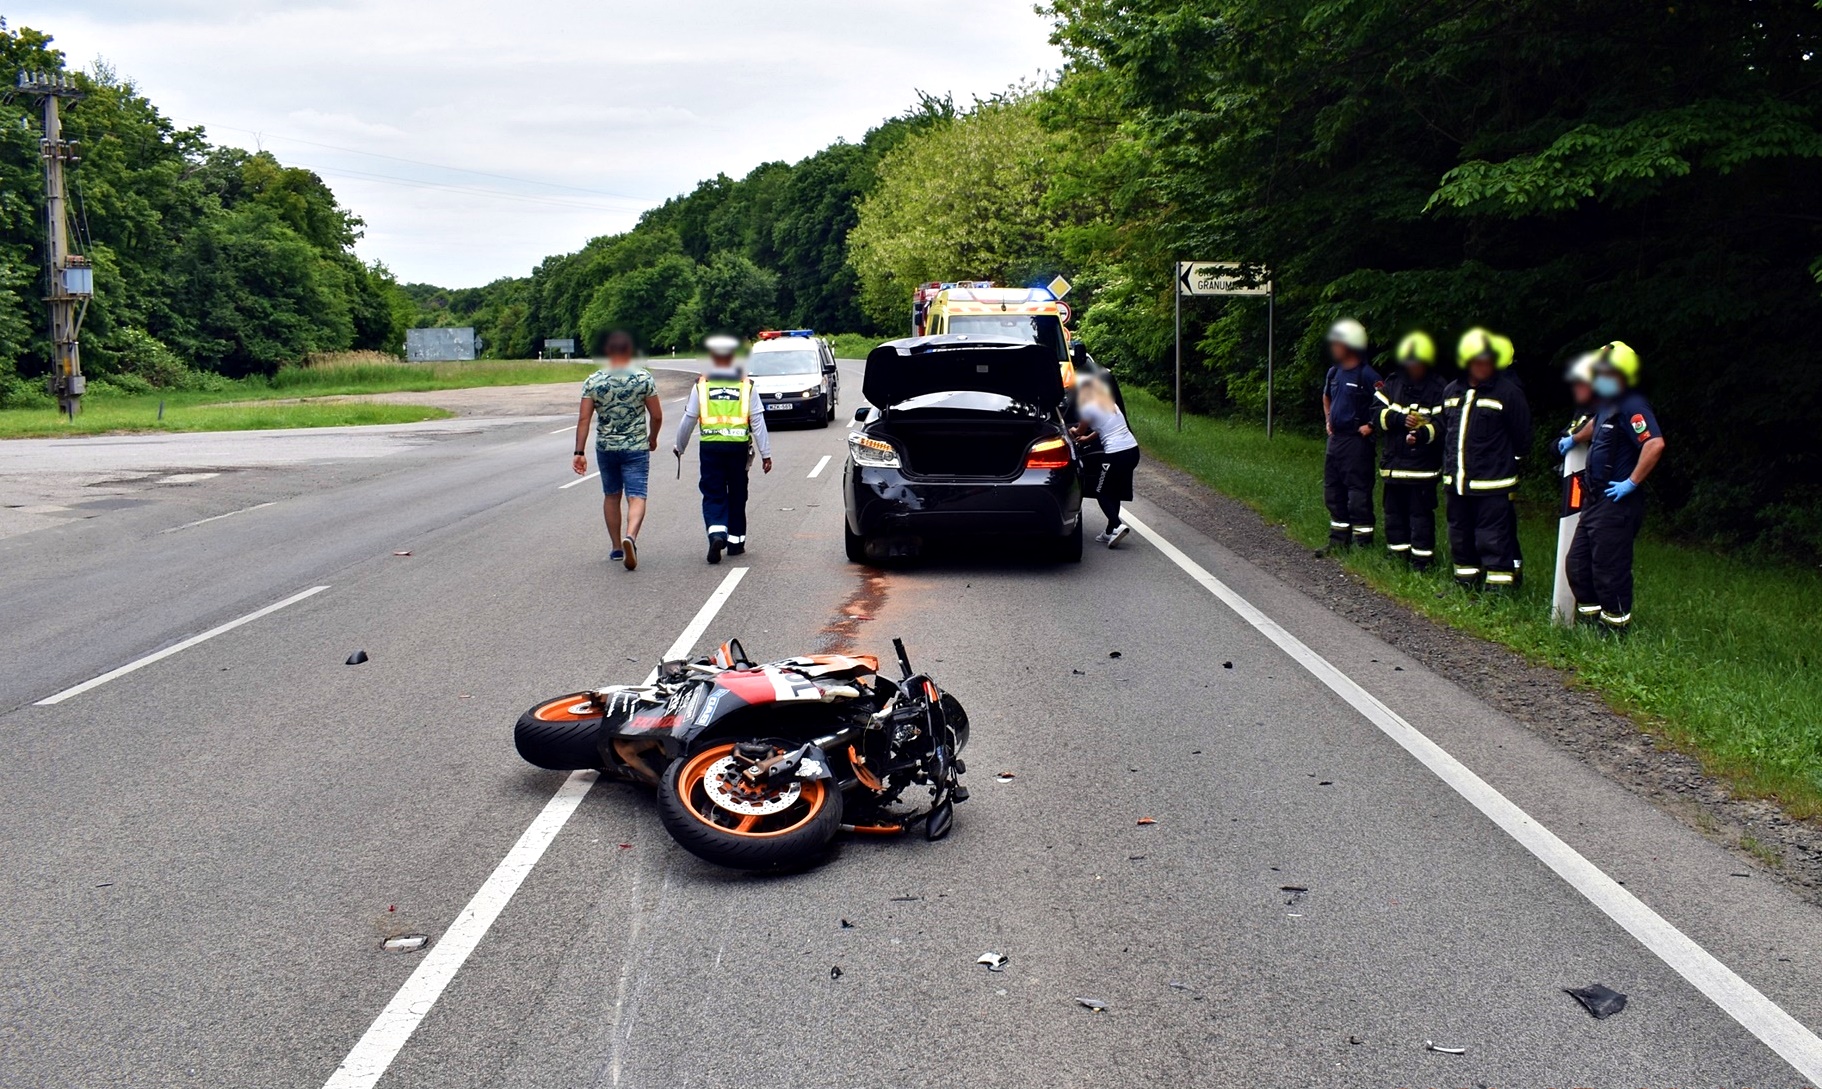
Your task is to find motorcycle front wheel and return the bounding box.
[656,741,844,870]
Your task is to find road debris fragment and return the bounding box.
[1423,1041,1465,1055]
[1071,668,1085,675]
[345,650,369,665]
[888,895,922,902]
[840,919,855,929]
[1222,661,1233,669]
[977,952,1008,972]
[830,966,843,981]
[1136,817,1158,826]
[382,935,428,952]
[392,550,412,557]
[1109,651,1122,658]
[1348,1035,1364,1045]
[1075,997,1108,1012]
[1564,983,1628,1019]
[995,772,1016,782]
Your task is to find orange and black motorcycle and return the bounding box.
[514,637,969,870]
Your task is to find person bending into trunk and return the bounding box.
[1070,375,1141,549]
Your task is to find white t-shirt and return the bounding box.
[1079,400,1137,454]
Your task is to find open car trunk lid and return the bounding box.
[863,336,1064,413]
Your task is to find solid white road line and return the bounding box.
[807,454,832,478]
[160,501,277,534]
[559,472,599,490]
[1122,512,1822,1083]
[34,585,329,706]
[322,566,750,1089]
[548,425,572,435]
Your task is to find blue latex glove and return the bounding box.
[1556,436,1575,456]
[1604,478,1638,501]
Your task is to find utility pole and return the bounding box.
[16,71,91,418]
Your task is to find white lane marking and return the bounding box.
[35,585,329,706]
[157,471,220,484]
[161,501,277,534]
[807,454,832,479]
[322,567,749,1089]
[549,426,573,435]
[1122,512,1822,1083]
[559,472,600,490]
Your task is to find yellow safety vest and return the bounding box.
[697,377,751,443]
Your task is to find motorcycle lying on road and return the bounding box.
[513,637,969,870]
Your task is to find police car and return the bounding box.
[747,330,839,427]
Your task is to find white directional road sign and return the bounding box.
[1178,261,1271,297]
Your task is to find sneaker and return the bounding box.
[1093,532,1114,545]
[622,537,637,570]
[1106,524,1131,549]
[609,549,625,562]
[706,532,726,565]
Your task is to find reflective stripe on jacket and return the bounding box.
[1374,371,1447,478]
[697,378,752,443]
[1440,373,1532,495]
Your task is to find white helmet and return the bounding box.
[1326,318,1368,352]
[703,333,740,358]
[1565,351,1598,385]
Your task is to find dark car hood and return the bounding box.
[864,336,1063,411]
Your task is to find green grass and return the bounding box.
[0,357,595,439]
[827,333,893,359]
[0,399,451,438]
[1125,386,1822,818]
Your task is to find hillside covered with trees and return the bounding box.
[3,5,1817,553]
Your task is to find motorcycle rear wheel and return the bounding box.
[657,741,843,870]
[513,692,608,771]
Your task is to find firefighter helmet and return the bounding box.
[1326,318,1368,352]
[1458,327,1514,370]
[1594,340,1640,385]
[1395,331,1435,366]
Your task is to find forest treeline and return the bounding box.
[3,6,1818,553]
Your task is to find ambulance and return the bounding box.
[914,283,1076,390]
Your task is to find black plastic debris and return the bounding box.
[839,919,855,929]
[345,650,369,665]
[1280,885,1308,906]
[1565,983,1628,1019]
[830,966,843,981]
[1075,997,1109,1012]
[1109,651,1122,659]
[1348,1035,1364,1046]
[1318,781,1333,786]
[1222,661,1233,669]
[888,895,922,902]
[1071,668,1085,675]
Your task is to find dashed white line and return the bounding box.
[559,472,600,490]
[34,585,329,705]
[807,454,832,478]
[548,425,573,435]
[321,567,750,1089]
[161,501,276,533]
[1122,511,1822,1084]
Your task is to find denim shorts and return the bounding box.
[596,447,650,498]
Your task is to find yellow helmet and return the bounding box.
[1458,327,1515,370]
[1595,340,1640,385]
[1395,331,1436,366]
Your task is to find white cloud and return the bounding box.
[16,1,1062,286]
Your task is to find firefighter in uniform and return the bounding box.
[1565,342,1663,632]
[1320,319,1381,553]
[672,334,773,564]
[1440,328,1531,589]
[1373,331,1447,570]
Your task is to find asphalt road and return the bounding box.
[3,360,1820,1088]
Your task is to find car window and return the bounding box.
[946,315,1068,361]
[747,349,822,376]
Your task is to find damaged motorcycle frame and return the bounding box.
[515,637,969,870]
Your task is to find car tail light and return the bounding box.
[847,432,901,468]
[1025,437,1070,470]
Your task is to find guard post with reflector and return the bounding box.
[1552,441,1590,625]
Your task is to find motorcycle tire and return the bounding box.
[513,692,608,771]
[657,741,844,870]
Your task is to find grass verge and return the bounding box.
[827,333,893,358]
[0,400,452,438]
[1125,386,1822,818]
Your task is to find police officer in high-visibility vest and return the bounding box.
[1565,341,1664,632]
[1320,318,1381,553]
[1373,331,1447,569]
[672,334,773,564]
[1440,328,1531,589]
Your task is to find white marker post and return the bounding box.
[1552,441,1590,625]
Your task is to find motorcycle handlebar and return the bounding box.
[892,637,913,680]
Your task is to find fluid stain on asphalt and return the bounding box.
[820,567,890,652]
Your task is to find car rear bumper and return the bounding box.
[844,463,1081,538]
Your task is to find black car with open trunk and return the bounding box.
[842,335,1083,562]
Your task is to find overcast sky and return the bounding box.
[13,1,1062,287]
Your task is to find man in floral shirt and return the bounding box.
[572,330,662,570]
